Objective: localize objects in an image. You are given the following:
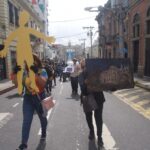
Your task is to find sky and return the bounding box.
[48,0,108,46]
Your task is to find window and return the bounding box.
[147,7,150,34]
[8,1,14,24]
[147,7,150,17]
[133,14,140,23]
[147,20,150,34]
[8,1,19,26]
[14,7,19,26]
[133,14,140,38]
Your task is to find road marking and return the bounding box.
[93,115,118,149]
[128,95,139,101]
[0,113,13,129]
[114,93,150,120]
[13,103,19,108]
[59,84,63,95]
[116,89,143,97]
[38,100,56,135]
[136,99,150,106]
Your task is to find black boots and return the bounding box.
[88,131,95,140]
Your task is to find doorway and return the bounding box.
[144,38,150,76]
[133,40,139,73]
[0,58,6,81]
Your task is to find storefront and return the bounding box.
[11,50,16,70]
[0,58,6,81]
[0,40,7,81]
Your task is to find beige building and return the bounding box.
[0,0,45,81]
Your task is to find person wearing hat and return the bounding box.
[70,58,80,94]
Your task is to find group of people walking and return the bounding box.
[12,54,105,150]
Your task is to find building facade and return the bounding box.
[128,0,150,77]
[96,0,150,78]
[0,0,45,81]
[96,0,129,59]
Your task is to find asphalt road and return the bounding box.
[0,79,150,150]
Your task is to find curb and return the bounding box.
[0,86,16,95]
[135,82,150,91]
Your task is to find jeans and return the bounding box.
[21,92,47,144]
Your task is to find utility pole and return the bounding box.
[83,26,94,58]
[79,38,86,58]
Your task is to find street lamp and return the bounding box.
[84,7,102,58]
[83,26,94,58]
[85,4,128,58]
[84,6,103,12]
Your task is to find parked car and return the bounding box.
[62,65,73,82]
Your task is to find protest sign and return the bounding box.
[85,58,134,91]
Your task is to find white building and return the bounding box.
[0,0,45,80]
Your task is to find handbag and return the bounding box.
[41,96,55,111]
[82,94,98,113]
[37,94,55,117]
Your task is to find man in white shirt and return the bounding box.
[70,58,80,94]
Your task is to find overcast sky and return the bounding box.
[48,0,108,46]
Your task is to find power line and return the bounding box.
[56,32,87,39]
[49,16,96,23]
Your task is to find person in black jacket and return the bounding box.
[44,60,53,95]
[79,59,105,149]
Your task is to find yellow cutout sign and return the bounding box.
[0,11,55,94]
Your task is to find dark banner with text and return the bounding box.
[85,58,134,91]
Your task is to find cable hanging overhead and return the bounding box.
[49,16,96,23]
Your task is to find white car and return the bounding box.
[62,65,73,82]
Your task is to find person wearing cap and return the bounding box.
[70,58,80,94]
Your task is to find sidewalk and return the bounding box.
[134,77,150,91]
[0,77,150,95]
[0,79,16,95]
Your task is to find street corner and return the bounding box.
[113,87,150,120]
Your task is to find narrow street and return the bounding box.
[0,79,150,150]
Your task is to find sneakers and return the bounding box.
[16,144,27,150]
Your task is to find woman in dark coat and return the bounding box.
[79,59,105,149]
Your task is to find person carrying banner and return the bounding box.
[79,59,105,149]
